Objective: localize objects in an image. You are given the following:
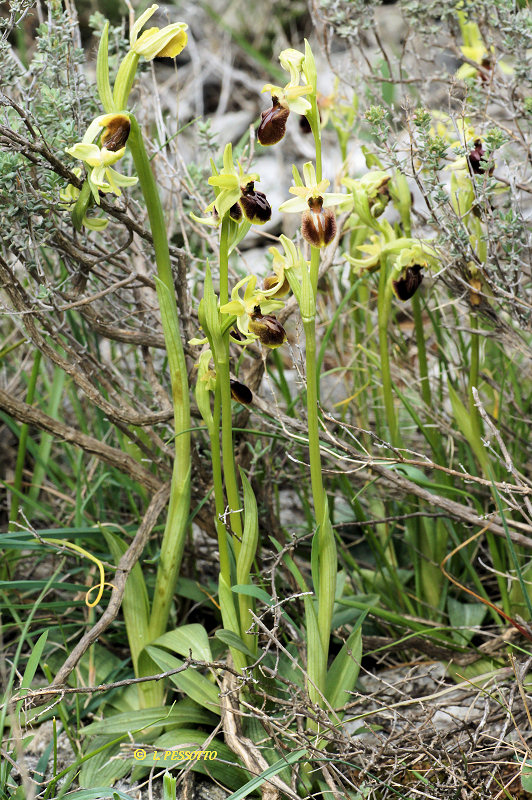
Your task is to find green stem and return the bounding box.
[303,314,336,717]
[412,292,432,410]
[218,357,243,547]
[128,116,191,642]
[468,312,482,442]
[9,351,41,530]
[309,100,322,182]
[217,216,243,543]
[309,246,320,308]
[219,217,230,305]
[211,384,231,582]
[303,318,325,526]
[377,257,399,446]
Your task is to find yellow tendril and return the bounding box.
[42,539,107,607]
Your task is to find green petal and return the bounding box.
[278,196,308,213]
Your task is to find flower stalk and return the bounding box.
[126,115,191,642]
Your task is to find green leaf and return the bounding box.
[225,749,307,800]
[102,531,150,674]
[132,729,247,789]
[214,630,256,660]
[81,702,216,736]
[447,598,487,645]
[152,624,212,662]
[61,791,136,800]
[231,584,272,606]
[325,612,366,710]
[79,738,131,789]
[96,22,115,112]
[145,646,220,713]
[448,382,489,470]
[521,761,532,791]
[163,771,177,800]
[236,471,258,586]
[21,630,47,690]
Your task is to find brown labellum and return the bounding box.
[301,196,337,248]
[392,265,424,301]
[230,380,253,405]
[258,98,290,146]
[249,309,287,348]
[467,139,493,175]
[101,114,131,152]
[239,182,271,224]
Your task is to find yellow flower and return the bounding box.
[130,4,188,60]
[280,162,347,214]
[279,162,346,247]
[205,143,271,224]
[220,275,284,342]
[65,113,138,204]
[455,10,512,81]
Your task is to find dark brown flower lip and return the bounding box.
[230,380,253,405]
[101,114,131,152]
[301,205,337,248]
[467,139,493,175]
[392,265,424,301]
[238,186,272,224]
[248,312,287,348]
[258,98,290,146]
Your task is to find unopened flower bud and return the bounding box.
[239,181,271,224]
[392,265,423,301]
[467,139,493,175]
[249,308,287,348]
[369,176,391,217]
[258,98,290,146]
[230,380,253,404]
[100,114,131,152]
[301,196,337,248]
